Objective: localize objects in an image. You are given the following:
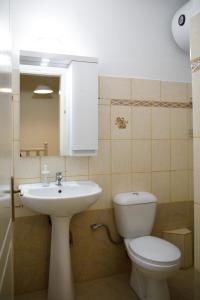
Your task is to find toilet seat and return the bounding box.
[127,236,181,266]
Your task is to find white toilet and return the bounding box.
[113,192,181,300]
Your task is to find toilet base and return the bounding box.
[130,265,170,300]
[130,266,146,299]
[147,278,170,300]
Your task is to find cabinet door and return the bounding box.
[0,0,14,299]
[67,61,98,156]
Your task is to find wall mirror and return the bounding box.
[20,73,60,156]
[19,50,70,158]
[19,50,98,158]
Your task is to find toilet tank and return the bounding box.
[113,192,157,239]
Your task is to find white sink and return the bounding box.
[20,181,102,217]
[19,181,102,300]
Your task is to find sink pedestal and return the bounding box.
[19,181,102,300]
[48,216,74,300]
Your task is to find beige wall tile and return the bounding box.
[194,203,200,271]
[132,107,151,139]
[132,79,160,101]
[89,140,111,175]
[132,140,151,172]
[14,142,41,179]
[15,178,41,186]
[152,140,170,171]
[66,157,88,176]
[89,174,112,210]
[112,140,131,173]
[132,173,151,192]
[99,105,111,140]
[153,201,193,236]
[152,172,170,203]
[152,108,170,139]
[99,76,131,100]
[71,209,130,282]
[171,140,188,170]
[66,175,89,181]
[111,106,131,139]
[161,81,188,102]
[171,171,189,202]
[171,108,190,139]
[112,174,132,196]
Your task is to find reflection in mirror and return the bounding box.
[20,74,60,157]
[19,50,98,158]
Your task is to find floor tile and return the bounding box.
[15,268,200,300]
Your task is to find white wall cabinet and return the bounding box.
[65,60,98,156]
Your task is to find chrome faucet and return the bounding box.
[55,172,63,186]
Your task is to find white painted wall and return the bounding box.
[12,0,191,82]
[193,0,200,15]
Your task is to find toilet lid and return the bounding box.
[129,236,181,264]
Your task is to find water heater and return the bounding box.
[172,0,200,53]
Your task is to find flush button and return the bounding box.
[132,192,139,195]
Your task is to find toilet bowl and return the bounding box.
[125,236,181,300]
[112,192,181,300]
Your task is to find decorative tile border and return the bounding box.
[111,99,192,108]
[191,57,200,73]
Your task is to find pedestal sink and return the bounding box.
[19,181,102,300]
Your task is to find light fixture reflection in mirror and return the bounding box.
[34,85,54,94]
[0,87,12,93]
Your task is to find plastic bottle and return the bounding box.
[41,164,50,186]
